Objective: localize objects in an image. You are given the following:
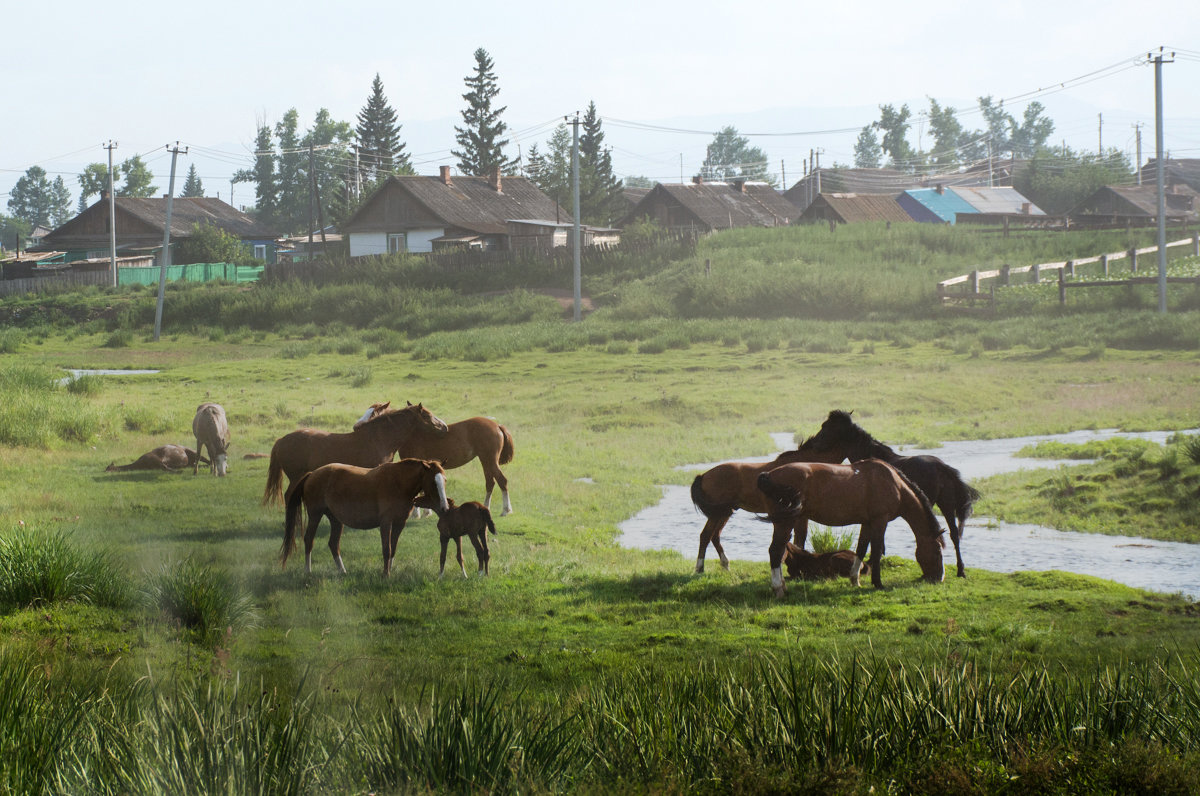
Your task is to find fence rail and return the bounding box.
[0,262,262,297]
[937,233,1200,305]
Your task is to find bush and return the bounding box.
[0,527,131,611]
[142,560,256,647]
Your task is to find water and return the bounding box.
[58,368,160,386]
[618,429,1200,598]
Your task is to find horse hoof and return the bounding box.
[773,586,786,599]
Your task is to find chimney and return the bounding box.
[731,178,746,193]
[1021,202,1031,215]
[692,175,703,185]
[935,184,945,195]
[439,165,452,186]
[100,190,110,202]
[488,168,502,193]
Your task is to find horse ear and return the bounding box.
[407,400,413,407]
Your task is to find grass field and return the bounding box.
[2,223,1200,793]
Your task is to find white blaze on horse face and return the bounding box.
[215,454,229,477]
[434,472,448,512]
[354,407,374,427]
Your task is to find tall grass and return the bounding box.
[0,526,131,611]
[141,559,257,647]
[0,363,109,447]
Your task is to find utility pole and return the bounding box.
[780,160,786,190]
[569,113,582,322]
[104,141,118,287]
[308,143,316,258]
[1133,123,1144,184]
[1098,113,1103,153]
[815,149,822,195]
[153,142,187,342]
[1151,48,1174,313]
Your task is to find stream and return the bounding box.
[617,429,1200,599]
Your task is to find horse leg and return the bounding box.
[438,537,449,580]
[455,537,467,579]
[850,526,872,587]
[695,512,731,573]
[468,531,489,575]
[767,518,793,598]
[792,518,810,551]
[387,515,410,576]
[380,521,393,576]
[483,462,512,516]
[304,511,323,574]
[938,500,966,578]
[867,523,886,589]
[327,518,347,574]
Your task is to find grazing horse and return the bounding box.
[800,410,980,578]
[756,460,945,597]
[193,403,231,476]
[416,496,497,579]
[690,444,843,574]
[281,458,448,575]
[356,402,515,516]
[782,543,868,581]
[262,402,449,506]
[107,444,208,472]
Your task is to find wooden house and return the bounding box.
[342,167,568,255]
[1069,184,1198,227]
[620,178,798,233]
[38,196,281,264]
[797,193,913,225]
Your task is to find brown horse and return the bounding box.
[415,496,497,579]
[800,410,980,578]
[756,459,945,596]
[281,458,448,575]
[782,543,868,581]
[357,403,515,515]
[263,402,449,506]
[106,445,208,472]
[690,444,843,574]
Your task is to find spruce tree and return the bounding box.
[274,109,306,234]
[578,102,624,225]
[452,48,514,177]
[232,123,279,227]
[356,73,410,184]
[181,164,205,197]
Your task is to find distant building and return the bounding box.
[38,196,281,264]
[620,178,798,233]
[1139,159,1200,193]
[1069,184,1198,226]
[899,185,1044,224]
[797,193,914,225]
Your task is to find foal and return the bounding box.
[416,495,497,578]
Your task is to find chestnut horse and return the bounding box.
[800,410,980,578]
[263,402,448,506]
[106,445,208,472]
[690,444,843,574]
[356,402,515,515]
[756,459,945,597]
[782,543,867,581]
[415,496,497,579]
[281,458,448,575]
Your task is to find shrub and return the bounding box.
[142,560,256,647]
[0,527,131,611]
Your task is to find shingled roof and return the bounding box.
[621,180,797,231]
[342,173,562,236]
[42,197,279,251]
[799,193,913,224]
[1070,184,1198,220]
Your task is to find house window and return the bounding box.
[388,233,406,254]
[253,244,267,261]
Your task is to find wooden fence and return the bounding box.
[937,233,1200,305]
[0,269,113,297]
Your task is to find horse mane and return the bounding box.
[824,411,901,462]
[357,402,420,431]
[886,463,945,545]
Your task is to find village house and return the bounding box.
[341,167,580,255]
[797,193,914,225]
[620,178,798,233]
[1069,183,1198,227]
[36,195,282,264]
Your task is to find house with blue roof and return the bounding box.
[897,186,977,224]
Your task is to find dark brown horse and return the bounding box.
[415,496,497,579]
[800,410,980,578]
[357,403,515,515]
[782,543,868,581]
[263,402,449,506]
[690,444,843,574]
[756,460,945,596]
[106,445,208,472]
[281,458,448,575]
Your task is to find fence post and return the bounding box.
[1000,264,1011,287]
[1058,268,1066,306]
[1193,231,1199,256]
[1066,260,1075,278]
[1100,254,1109,277]
[1031,263,1040,283]
[1130,248,1138,273]
[970,270,979,296]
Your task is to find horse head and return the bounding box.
[420,460,449,514]
[756,468,806,516]
[406,401,450,435]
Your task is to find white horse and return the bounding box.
[192,403,231,476]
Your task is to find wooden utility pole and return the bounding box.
[153,142,188,342]
[569,112,582,322]
[104,141,118,286]
[1151,49,1174,313]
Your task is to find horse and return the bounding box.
[106,444,208,472]
[690,444,844,574]
[415,496,497,579]
[193,403,230,476]
[281,458,448,575]
[800,410,981,578]
[756,459,945,597]
[262,402,449,507]
[782,543,868,581]
[356,402,515,516]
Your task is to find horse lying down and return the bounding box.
[782,543,868,581]
[415,495,497,578]
[106,445,209,472]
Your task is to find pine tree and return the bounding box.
[7,166,73,227]
[181,164,205,197]
[452,48,514,177]
[232,123,279,227]
[356,73,411,184]
[578,102,624,225]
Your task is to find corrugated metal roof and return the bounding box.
[902,188,977,224]
[949,186,1045,216]
[640,182,798,230]
[809,193,913,224]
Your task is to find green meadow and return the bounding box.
[2,223,1200,793]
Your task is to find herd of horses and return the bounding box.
[109,397,979,597]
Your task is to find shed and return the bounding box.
[797,193,913,225]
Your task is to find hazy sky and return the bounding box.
[5,0,1199,209]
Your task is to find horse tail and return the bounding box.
[483,506,498,537]
[754,471,803,517]
[892,465,944,546]
[262,443,285,506]
[690,474,725,518]
[498,425,515,465]
[957,480,982,533]
[280,472,311,567]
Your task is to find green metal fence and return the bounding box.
[117,263,264,286]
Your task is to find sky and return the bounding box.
[4,0,1199,213]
